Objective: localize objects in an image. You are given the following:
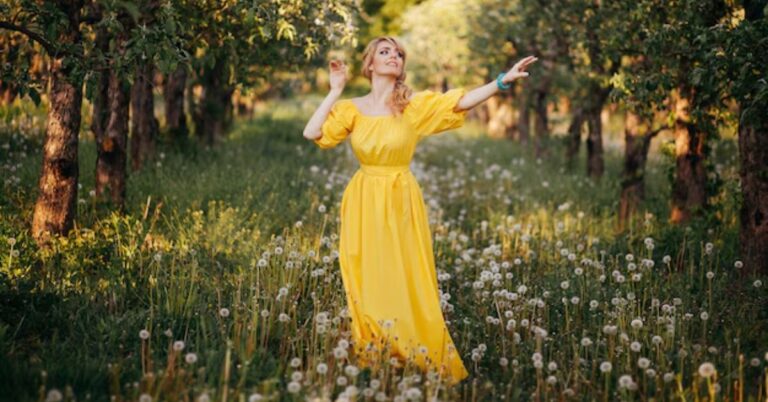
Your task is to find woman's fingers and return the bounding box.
[513,56,538,73]
[329,59,346,72]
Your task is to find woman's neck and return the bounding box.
[368,75,396,106]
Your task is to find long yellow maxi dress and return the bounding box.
[313,88,470,385]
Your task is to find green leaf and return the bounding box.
[276,20,296,42]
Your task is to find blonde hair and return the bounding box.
[360,36,413,115]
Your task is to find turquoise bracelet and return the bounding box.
[496,73,511,90]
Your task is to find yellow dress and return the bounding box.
[313,88,470,385]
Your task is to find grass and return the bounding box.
[0,97,766,402]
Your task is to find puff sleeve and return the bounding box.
[313,100,355,150]
[410,87,468,139]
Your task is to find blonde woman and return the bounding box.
[303,36,537,385]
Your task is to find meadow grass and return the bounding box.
[0,98,766,402]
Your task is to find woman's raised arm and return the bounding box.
[454,55,538,112]
[303,60,348,140]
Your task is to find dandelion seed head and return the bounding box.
[45,389,63,402]
[185,353,198,364]
[287,381,301,393]
[638,357,650,369]
[698,362,716,378]
[618,375,634,389]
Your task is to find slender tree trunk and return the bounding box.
[737,113,768,274]
[221,86,235,133]
[619,111,658,231]
[130,62,158,171]
[91,16,109,153]
[517,83,531,146]
[188,80,200,143]
[195,60,233,146]
[566,106,584,169]
[586,107,604,179]
[163,65,188,141]
[533,88,549,158]
[670,92,707,224]
[95,68,129,209]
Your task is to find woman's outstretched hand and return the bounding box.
[501,55,539,84]
[329,59,348,93]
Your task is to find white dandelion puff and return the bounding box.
[698,362,716,378]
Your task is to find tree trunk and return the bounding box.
[619,111,656,231]
[585,107,604,179]
[517,83,531,146]
[0,81,17,105]
[163,65,188,141]
[485,94,515,139]
[533,88,549,158]
[566,106,584,169]
[95,69,129,209]
[31,1,84,244]
[737,114,768,274]
[194,60,233,146]
[736,0,768,274]
[90,17,110,152]
[130,62,158,171]
[221,86,235,133]
[670,93,707,224]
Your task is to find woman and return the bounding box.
[303,36,537,385]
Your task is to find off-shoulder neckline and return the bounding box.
[346,100,395,118]
[345,92,426,119]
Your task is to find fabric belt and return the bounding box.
[359,164,411,176]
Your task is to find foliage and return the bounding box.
[399,0,483,88]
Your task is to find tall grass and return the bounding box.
[0,98,766,402]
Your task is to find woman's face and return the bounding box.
[369,40,404,78]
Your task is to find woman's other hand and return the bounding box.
[502,55,539,84]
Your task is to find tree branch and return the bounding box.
[0,21,56,55]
